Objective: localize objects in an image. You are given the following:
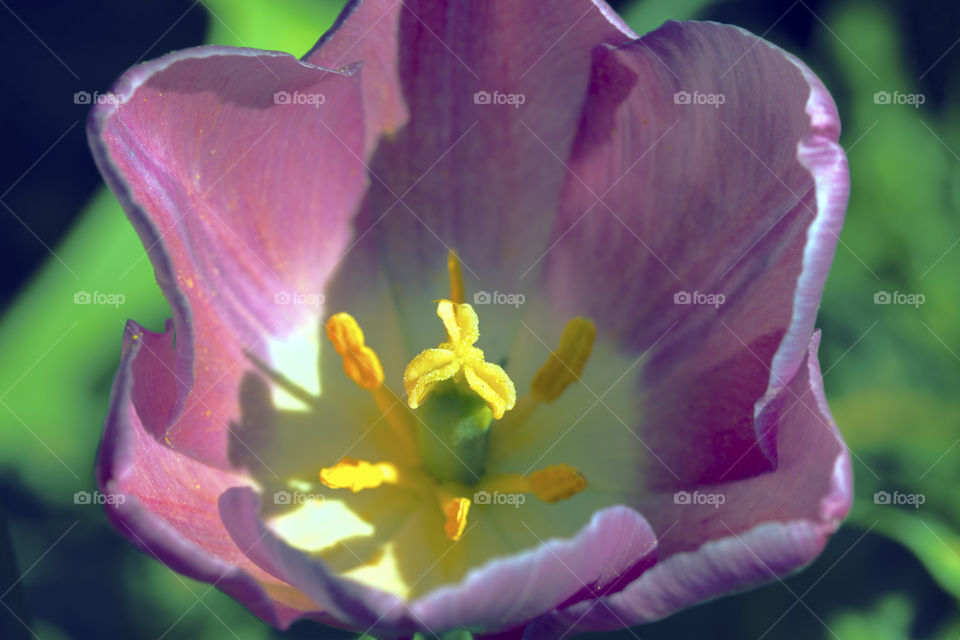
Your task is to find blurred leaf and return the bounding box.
[203,0,345,55]
[620,0,717,34]
[862,509,960,604]
[830,388,960,454]
[825,593,913,640]
[0,190,167,496]
[932,616,960,640]
[135,557,275,640]
[819,2,960,396]
[28,620,71,640]
[0,504,30,640]
[809,1,960,630]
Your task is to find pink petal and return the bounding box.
[89,47,368,465]
[542,20,849,485]
[305,1,635,355]
[97,321,331,628]
[525,332,851,636]
[306,0,636,153]
[219,486,658,636]
[412,507,655,632]
[525,520,828,639]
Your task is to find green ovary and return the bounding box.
[415,379,493,484]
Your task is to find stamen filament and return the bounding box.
[448,250,464,305]
[370,385,420,458]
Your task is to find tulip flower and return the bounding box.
[90,0,851,637]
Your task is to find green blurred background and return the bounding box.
[0,0,957,638]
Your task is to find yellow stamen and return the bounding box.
[326,313,384,390]
[528,464,587,503]
[530,317,596,402]
[318,457,399,492]
[325,313,419,462]
[404,300,516,419]
[448,250,464,305]
[441,495,471,541]
[480,464,587,504]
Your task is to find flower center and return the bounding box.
[319,251,595,540]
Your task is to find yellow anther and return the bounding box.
[478,464,588,504]
[326,313,384,390]
[442,496,471,541]
[404,300,516,419]
[448,250,464,305]
[530,317,595,402]
[318,457,399,492]
[527,464,587,503]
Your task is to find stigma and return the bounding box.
[404,299,516,419]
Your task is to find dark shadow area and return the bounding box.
[0,0,207,310]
